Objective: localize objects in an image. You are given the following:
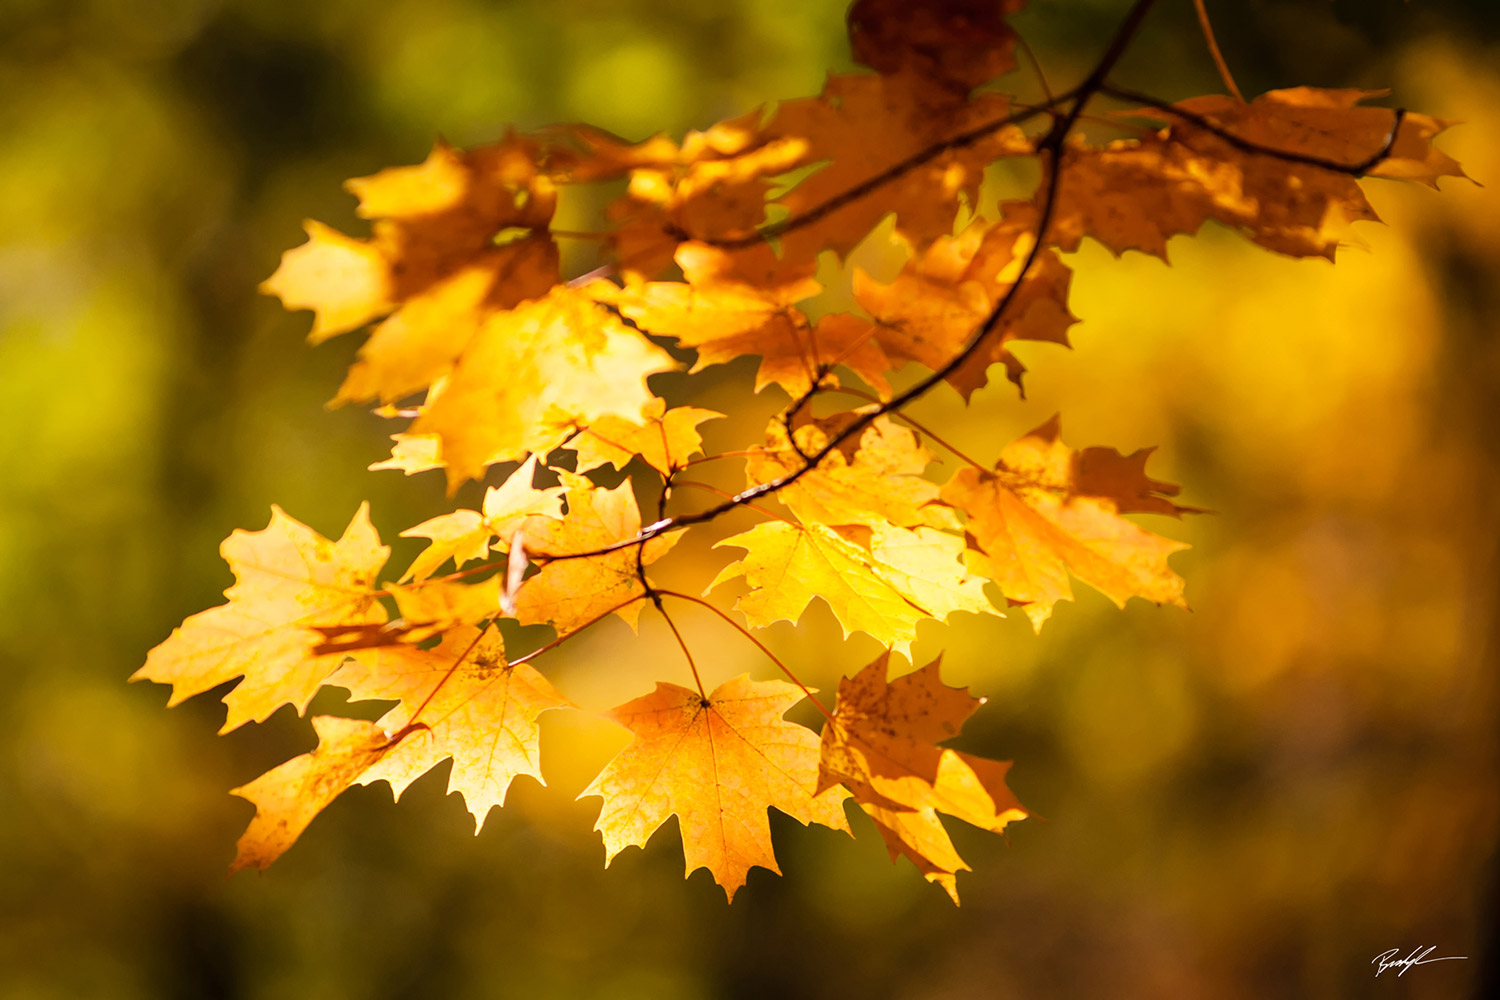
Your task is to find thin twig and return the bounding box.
[1191,0,1244,102]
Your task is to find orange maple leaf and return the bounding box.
[230,626,572,869]
[229,715,391,872]
[851,202,1076,397]
[581,675,851,901]
[940,415,1194,630]
[134,505,388,732]
[1051,87,1466,260]
[593,242,891,398]
[765,70,1031,262]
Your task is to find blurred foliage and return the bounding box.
[2,1,1498,998]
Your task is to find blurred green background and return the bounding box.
[2,1,1498,997]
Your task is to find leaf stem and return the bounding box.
[509,595,646,667]
[654,589,832,722]
[654,599,707,699]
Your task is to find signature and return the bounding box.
[1372,947,1467,977]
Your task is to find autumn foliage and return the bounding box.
[136,0,1464,903]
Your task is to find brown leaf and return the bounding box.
[848,0,1027,95]
[853,203,1076,398]
[818,653,1027,902]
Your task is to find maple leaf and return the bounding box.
[230,715,391,873]
[134,505,388,732]
[401,456,565,582]
[851,203,1076,397]
[409,286,677,490]
[593,242,890,398]
[334,626,574,831]
[261,138,561,404]
[584,119,811,278]
[230,627,572,870]
[745,414,954,531]
[764,70,1031,262]
[568,397,724,477]
[848,0,1027,96]
[383,578,502,642]
[581,675,850,901]
[817,652,1027,902]
[1050,88,1465,260]
[514,472,680,637]
[710,519,994,654]
[939,416,1193,630]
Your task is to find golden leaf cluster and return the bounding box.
[138,0,1463,902]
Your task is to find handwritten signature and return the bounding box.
[1372,947,1467,977]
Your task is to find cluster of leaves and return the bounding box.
[137,0,1463,902]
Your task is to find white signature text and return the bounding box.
[1372,946,1467,977]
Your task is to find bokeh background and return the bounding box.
[2,1,1497,997]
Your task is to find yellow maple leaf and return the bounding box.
[134,505,388,732]
[258,220,394,343]
[385,577,501,642]
[939,415,1192,630]
[400,456,565,582]
[262,138,561,407]
[745,414,954,531]
[710,519,994,654]
[409,286,677,490]
[229,715,391,872]
[514,472,680,637]
[335,626,574,831]
[818,652,1028,902]
[568,397,724,477]
[581,675,850,901]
